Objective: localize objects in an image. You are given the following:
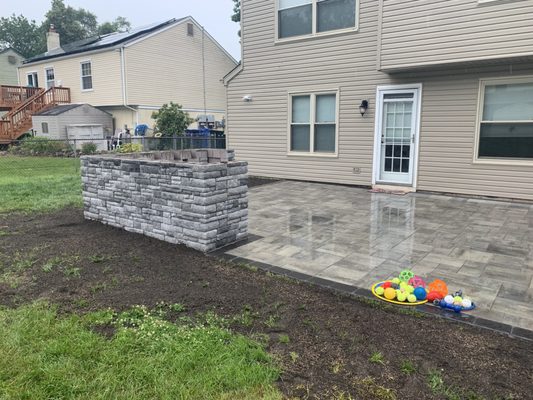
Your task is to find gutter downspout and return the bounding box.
[120,46,138,128]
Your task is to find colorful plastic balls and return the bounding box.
[408,275,426,288]
[397,292,407,302]
[427,279,448,298]
[453,305,462,313]
[414,287,427,300]
[375,286,385,296]
[462,298,472,308]
[382,281,393,289]
[426,291,443,303]
[391,283,400,289]
[399,270,414,282]
[405,285,415,294]
[392,278,401,285]
[407,294,417,303]
[384,287,397,300]
[444,295,454,304]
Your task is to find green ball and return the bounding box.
[406,285,415,294]
[407,294,417,303]
[392,278,401,285]
[397,292,407,302]
[375,286,385,296]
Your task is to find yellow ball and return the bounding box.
[384,287,396,300]
[375,286,385,296]
[407,294,417,303]
[406,285,415,294]
[397,292,407,302]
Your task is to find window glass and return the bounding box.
[314,124,335,152]
[292,96,311,123]
[81,62,93,90]
[483,83,533,121]
[316,94,336,122]
[291,125,311,151]
[41,122,49,134]
[479,82,533,159]
[317,0,356,32]
[45,68,55,89]
[278,0,312,38]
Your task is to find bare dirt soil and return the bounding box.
[0,207,531,400]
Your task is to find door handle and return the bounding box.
[411,134,415,144]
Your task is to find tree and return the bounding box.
[231,0,241,37]
[98,16,131,35]
[151,103,193,136]
[0,15,45,57]
[42,0,98,46]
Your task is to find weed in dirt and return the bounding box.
[251,333,270,346]
[331,360,344,374]
[88,254,110,264]
[0,250,39,288]
[354,377,396,400]
[289,351,299,363]
[90,282,107,294]
[369,351,386,365]
[427,370,466,400]
[297,304,307,311]
[131,275,145,283]
[302,317,319,331]
[264,314,281,329]
[74,298,89,308]
[234,305,258,327]
[0,303,281,399]
[236,262,258,272]
[202,281,210,288]
[0,230,10,237]
[63,266,81,278]
[278,334,290,344]
[400,360,417,375]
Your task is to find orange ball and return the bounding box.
[427,279,448,298]
[384,287,396,300]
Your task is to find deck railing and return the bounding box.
[0,85,42,109]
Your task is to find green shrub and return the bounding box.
[81,142,98,155]
[118,143,143,153]
[151,102,193,136]
[9,137,70,156]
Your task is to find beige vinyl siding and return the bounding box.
[228,0,533,200]
[0,49,23,85]
[18,51,123,106]
[124,22,237,112]
[380,0,533,71]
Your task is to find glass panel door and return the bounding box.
[378,90,418,185]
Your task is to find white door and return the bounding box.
[375,87,421,186]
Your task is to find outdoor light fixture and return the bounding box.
[359,100,369,116]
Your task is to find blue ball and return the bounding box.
[413,287,427,301]
[453,305,462,313]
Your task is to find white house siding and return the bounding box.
[227,0,533,200]
[18,50,123,106]
[380,0,533,71]
[124,21,237,113]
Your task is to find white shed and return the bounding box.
[32,104,113,140]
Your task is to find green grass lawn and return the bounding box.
[0,303,281,400]
[0,156,82,214]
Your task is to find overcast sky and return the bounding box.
[1,0,241,60]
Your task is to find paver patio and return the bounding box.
[226,180,533,332]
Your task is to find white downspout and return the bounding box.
[120,46,138,127]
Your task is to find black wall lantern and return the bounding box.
[359,100,369,116]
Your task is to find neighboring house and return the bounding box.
[0,48,24,86]
[32,104,113,140]
[18,18,238,132]
[225,0,533,201]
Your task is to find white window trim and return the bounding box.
[80,60,94,92]
[44,66,55,89]
[473,75,533,166]
[275,0,359,44]
[26,71,39,87]
[287,89,340,158]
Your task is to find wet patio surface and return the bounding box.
[227,181,533,332]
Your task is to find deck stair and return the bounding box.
[0,86,71,144]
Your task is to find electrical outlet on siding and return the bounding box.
[352,167,361,174]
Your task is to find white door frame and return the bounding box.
[372,83,422,188]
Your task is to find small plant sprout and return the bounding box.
[289,351,299,363]
[400,360,417,375]
[278,334,290,344]
[369,351,386,365]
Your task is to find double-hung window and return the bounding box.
[477,79,533,160]
[45,68,55,89]
[290,92,338,154]
[278,0,357,39]
[81,61,93,90]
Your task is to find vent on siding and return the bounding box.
[187,23,194,36]
[7,55,17,65]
